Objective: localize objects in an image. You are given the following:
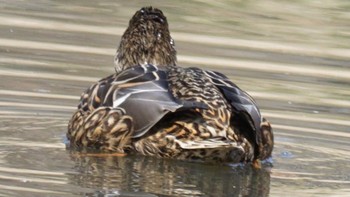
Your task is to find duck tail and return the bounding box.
[258,117,274,160]
[67,107,133,153]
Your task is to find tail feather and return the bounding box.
[259,118,274,160]
[67,107,133,153]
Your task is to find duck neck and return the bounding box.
[114,28,176,72]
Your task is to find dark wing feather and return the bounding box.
[104,64,206,138]
[204,70,262,145]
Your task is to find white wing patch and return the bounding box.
[113,88,165,108]
[113,93,131,108]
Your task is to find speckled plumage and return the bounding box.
[67,7,274,164]
[114,7,176,73]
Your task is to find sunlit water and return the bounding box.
[0,1,349,196]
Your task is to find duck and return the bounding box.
[67,7,274,166]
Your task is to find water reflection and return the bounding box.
[68,154,271,197]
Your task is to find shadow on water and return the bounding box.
[67,154,271,197]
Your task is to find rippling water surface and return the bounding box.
[0,1,349,196]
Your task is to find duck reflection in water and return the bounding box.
[67,6,273,167]
[67,154,271,197]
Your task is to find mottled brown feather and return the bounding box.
[67,7,274,164]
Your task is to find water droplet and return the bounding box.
[280,151,293,158]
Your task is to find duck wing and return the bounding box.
[81,64,207,138]
[203,70,262,146]
[114,65,206,137]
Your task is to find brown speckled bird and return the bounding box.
[67,7,274,166]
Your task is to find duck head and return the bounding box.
[115,7,177,72]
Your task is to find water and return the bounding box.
[0,0,349,196]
